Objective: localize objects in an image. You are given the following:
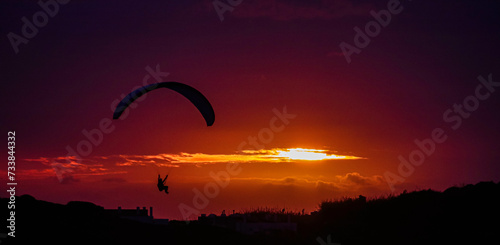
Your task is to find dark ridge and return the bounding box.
[1,181,499,245]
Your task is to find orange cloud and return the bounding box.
[107,148,364,167]
[22,156,126,182]
[21,148,366,184]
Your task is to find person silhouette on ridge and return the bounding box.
[157,174,169,194]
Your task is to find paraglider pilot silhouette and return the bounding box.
[113,82,215,195]
[157,174,169,194]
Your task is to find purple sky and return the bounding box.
[1,0,500,219]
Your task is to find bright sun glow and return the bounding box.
[101,148,365,168]
[274,148,363,161]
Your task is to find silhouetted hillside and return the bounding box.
[0,195,257,245]
[304,181,500,245]
[1,181,499,245]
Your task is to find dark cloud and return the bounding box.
[315,180,340,193]
[313,172,387,196]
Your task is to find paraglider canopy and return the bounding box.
[113,82,215,126]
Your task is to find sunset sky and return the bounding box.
[2,0,500,220]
